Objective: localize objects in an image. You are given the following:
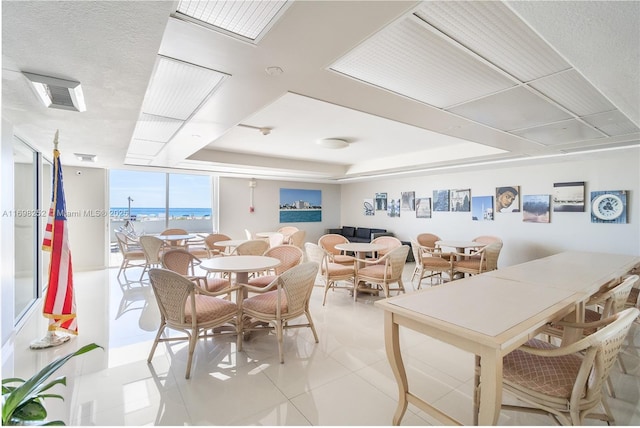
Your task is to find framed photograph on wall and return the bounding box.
[523,194,551,223]
[375,192,387,211]
[471,196,493,221]
[387,197,400,217]
[401,191,415,211]
[450,189,471,212]
[553,181,585,212]
[433,190,450,212]
[363,198,375,216]
[415,197,432,218]
[496,186,520,213]
[590,190,627,224]
[279,188,322,223]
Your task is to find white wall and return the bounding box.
[218,177,341,244]
[340,149,640,267]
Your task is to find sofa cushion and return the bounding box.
[355,227,371,239]
[342,226,356,237]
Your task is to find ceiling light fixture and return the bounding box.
[316,138,349,149]
[74,153,97,162]
[23,72,86,112]
[238,123,272,135]
[265,66,284,76]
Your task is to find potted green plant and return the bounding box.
[2,343,102,426]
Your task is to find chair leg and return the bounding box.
[322,280,331,306]
[306,310,319,343]
[605,376,616,398]
[185,331,197,379]
[275,320,284,364]
[148,323,165,363]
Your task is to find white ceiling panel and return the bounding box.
[581,110,640,136]
[529,69,615,117]
[414,1,570,82]
[127,140,166,156]
[175,0,288,41]
[511,119,604,145]
[448,86,573,132]
[330,16,515,109]
[141,56,227,120]
[132,114,184,143]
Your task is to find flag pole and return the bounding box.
[30,130,74,349]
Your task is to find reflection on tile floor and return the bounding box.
[6,261,640,425]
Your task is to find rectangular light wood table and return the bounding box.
[375,251,639,426]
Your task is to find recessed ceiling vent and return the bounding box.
[23,72,86,112]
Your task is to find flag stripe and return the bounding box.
[42,146,78,335]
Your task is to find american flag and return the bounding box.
[42,133,77,335]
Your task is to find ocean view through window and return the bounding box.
[109,170,214,244]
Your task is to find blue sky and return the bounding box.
[279,188,322,206]
[109,170,211,208]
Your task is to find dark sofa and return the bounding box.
[326,226,391,243]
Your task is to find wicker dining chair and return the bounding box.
[147,268,241,379]
[318,233,356,266]
[451,241,503,278]
[233,239,269,256]
[203,233,232,257]
[370,235,402,260]
[500,307,639,425]
[247,244,303,288]
[162,249,231,294]
[277,226,299,243]
[139,235,164,281]
[115,232,146,279]
[239,262,319,363]
[288,229,306,249]
[160,228,189,250]
[410,239,452,288]
[305,242,356,306]
[268,232,285,248]
[354,245,409,301]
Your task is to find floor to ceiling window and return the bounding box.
[108,170,214,262]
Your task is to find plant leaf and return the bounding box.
[13,399,47,421]
[2,343,101,425]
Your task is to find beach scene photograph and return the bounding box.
[279,188,322,223]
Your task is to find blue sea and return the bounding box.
[279,209,321,223]
[110,207,211,219]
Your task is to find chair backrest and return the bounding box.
[473,235,502,245]
[148,268,194,325]
[578,307,639,404]
[278,262,319,316]
[115,232,135,253]
[204,233,231,254]
[304,242,330,277]
[318,233,349,255]
[483,241,503,271]
[378,245,410,281]
[371,235,402,257]
[139,235,164,264]
[600,274,639,318]
[264,245,304,275]
[235,239,269,256]
[269,232,285,248]
[410,240,422,265]
[416,233,441,248]
[288,229,306,249]
[244,229,253,240]
[162,249,197,276]
[277,226,299,236]
[161,228,188,236]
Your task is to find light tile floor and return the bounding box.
[7,260,640,426]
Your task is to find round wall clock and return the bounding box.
[592,193,624,220]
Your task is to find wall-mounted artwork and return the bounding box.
[471,196,493,221]
[553,181,585,212]
[523,194,550,223]
[375,192,387,211]
[590,190,627,224]
[415,197,432,218]
[433,190,450,211]
[450,189,471,212]
[401,191,415,211]
[387,198,400,217]
[363,198,374,216]
[279,188,321,223]
[496,186,520,213]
